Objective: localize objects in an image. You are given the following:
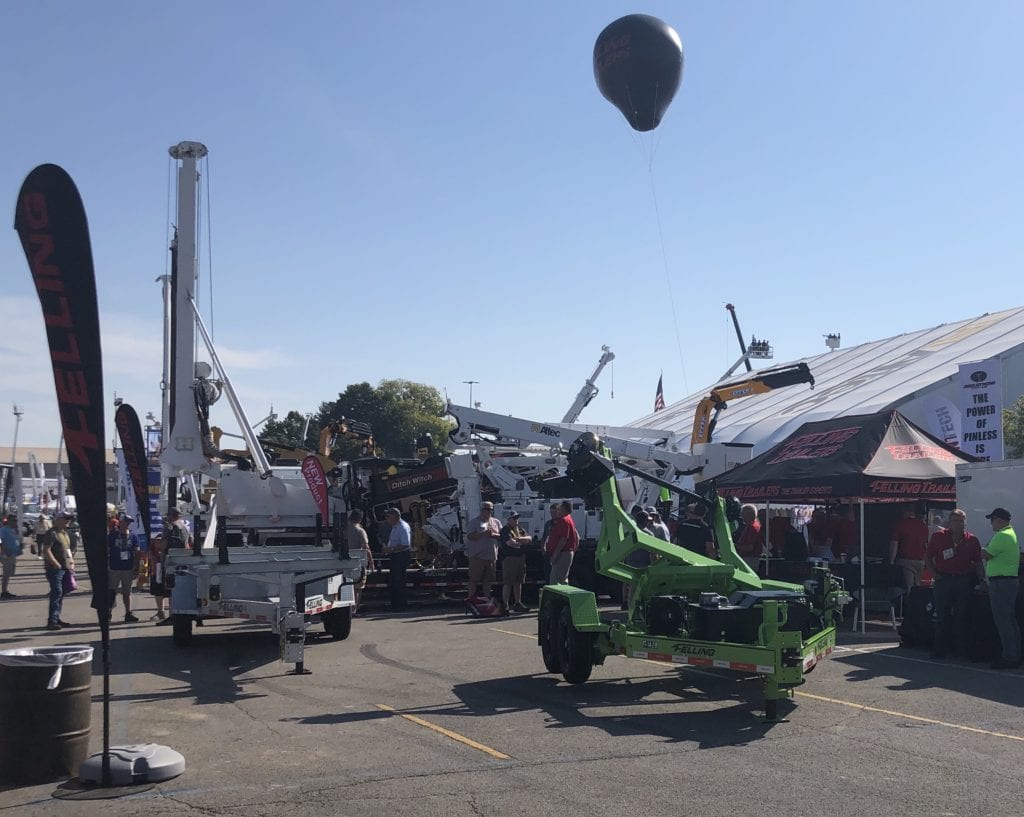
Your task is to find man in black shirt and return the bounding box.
[675,504,717,559]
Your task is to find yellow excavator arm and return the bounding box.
[690,362,814,448]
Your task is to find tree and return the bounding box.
[258,410,311,450]
[260,380,452,461]
[1003,396,1024,459]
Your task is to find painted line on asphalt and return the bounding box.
[374,703,512,760]
[489,627,534,640]
[793,691,1024,742]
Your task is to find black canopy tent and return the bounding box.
[698,410,980,631]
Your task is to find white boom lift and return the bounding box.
[159,141,365,671]
[561,345,615,424]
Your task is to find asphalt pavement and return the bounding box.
[2,551,1023,816]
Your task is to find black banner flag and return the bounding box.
[115,403,152,541]
[14,165,109,612]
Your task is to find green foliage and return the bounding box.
[258,410,311,450]
[1002,396,1024,459]
[261,380,452,461]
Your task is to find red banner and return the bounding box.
[301,455,329,521]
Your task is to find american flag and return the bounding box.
[654,374,665,412]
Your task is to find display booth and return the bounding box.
[699,410,980,631]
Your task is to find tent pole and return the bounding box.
[764,501,770,577]
[859,498,866,634]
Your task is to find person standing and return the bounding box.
[889,504,929,589]
[545,501,579,585]
[645,506,671,542]
[465,501,501,601]
[39,511,74,630]
[498,510,531,614]
[148,532,170,622]
[675,503,717,559]
[164,508,193,551]
[980,508,1021,669]
[924,509,983,660]
[347,510,375,615]
[0,516,23,599]
[541,503,559,583]
[108,516,141,623]
[735,504,765,568]
[382,508,412,611]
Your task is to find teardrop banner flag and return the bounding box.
[115,403,152,540]
[301,454,329,522]
[14,164,109,612]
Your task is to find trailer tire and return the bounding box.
[539,599,562,674]
[172,614,193,647]
[324,607,353,641]
[557,605,594,684]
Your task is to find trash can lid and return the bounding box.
[0,645,93,667]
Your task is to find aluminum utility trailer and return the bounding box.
[167,543,365,672]
[538,433,850,721]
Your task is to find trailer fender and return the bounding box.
[538,585,603,633]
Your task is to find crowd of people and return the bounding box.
[4,494,1021,668]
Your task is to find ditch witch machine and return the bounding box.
[538,433,850,721]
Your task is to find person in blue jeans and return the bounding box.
[39,512,74,630]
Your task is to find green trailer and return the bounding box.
[537,434,850,721]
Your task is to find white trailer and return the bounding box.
[159,141,365,671]
[955,459,1024,535]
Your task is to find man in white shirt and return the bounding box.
[382,508,412,611]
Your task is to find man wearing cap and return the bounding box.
[108,516,141,623]
[499,510,531,614]
[981,507,1020,669]
[39,511,75,630]
[164,508,193,551]
[675,503,717,559]
[924,509,983,660]
[382,508,412,611]
[465,501,501,601]
[645,506,671,543]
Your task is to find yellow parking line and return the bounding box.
[374,704,512,760]
[793,691,1024,742]
[523,635,1024,745]
[489,627,534,640]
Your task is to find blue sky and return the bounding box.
[2,2,1022,448]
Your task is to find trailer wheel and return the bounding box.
[539,599,562,674]
[557,605,594,684]
[172,614,193,647]
[323,607,353,641]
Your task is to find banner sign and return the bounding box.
[115,403,152,540]
[921,395,962,449]
[301,455,329,521]
[15,164,108,611]
[957,359,1003,461]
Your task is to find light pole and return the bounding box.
[4,404,23,510]
[462,380,479,406]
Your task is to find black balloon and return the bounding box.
[593,14,683,132]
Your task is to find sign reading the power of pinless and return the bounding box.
[957,358,1004,461]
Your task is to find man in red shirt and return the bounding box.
[829,505,859,561]
[924,509,983,660]
[735,504,764,569]
[889,504,930,589]
[545,501,579,584]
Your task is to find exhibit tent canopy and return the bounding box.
[700,410,979,504]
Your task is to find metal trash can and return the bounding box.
[0,645,93,785]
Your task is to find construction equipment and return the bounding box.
[562,345,615,424]
[537,432,850,720]
[158,142,366,670]
[690,363,816,449]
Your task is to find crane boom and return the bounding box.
[561,346,615,423]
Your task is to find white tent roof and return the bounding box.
[631,307,1024,456]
